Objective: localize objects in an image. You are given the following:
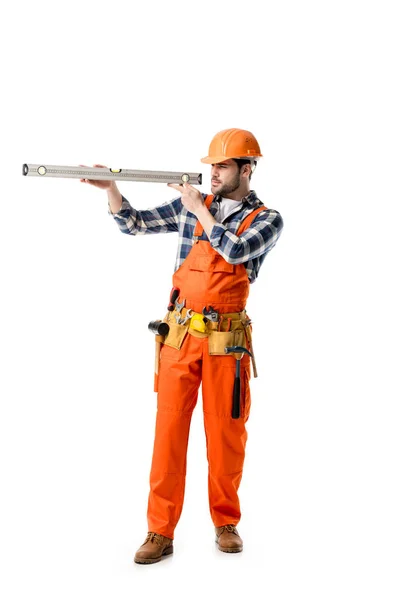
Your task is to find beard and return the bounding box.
[212,171,241,196]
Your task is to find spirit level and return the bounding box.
[22,164,202,185]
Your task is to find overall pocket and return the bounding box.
[189,254,235,273]
[208,329,246,355]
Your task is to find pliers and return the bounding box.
[218,316,231,332]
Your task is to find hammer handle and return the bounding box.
[248,340,258,378]
[155,334,164,375]
[154,335,165,393]
[232,376,241,419]
[243,324,258,378]
[232,359,241,419]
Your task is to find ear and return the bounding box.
[242,163,252,178]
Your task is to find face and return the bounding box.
[210,159,242,196]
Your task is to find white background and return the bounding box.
[1,1,399,598]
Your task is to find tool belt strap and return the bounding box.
[168,307,250,331]
[171,306,247,320]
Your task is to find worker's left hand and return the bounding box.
[167,182,204,216]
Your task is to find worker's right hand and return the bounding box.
[79,164,117,191]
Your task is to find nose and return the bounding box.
[211,165,219,179]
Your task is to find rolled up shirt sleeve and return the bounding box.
[109,195,182,235]
[209,209,284,264]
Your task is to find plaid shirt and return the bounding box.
[109,191,283,283]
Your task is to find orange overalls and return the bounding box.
[147,195,266,539]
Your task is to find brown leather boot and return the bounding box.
[134,532,174,564]
[215,524,243,553]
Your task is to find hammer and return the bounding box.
[224,346,254,419]
[148,320,170,392]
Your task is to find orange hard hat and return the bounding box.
[201,128,263,164]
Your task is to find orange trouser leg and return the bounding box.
[147,334,203,539]
[202,348,252,527]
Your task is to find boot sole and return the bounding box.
[134,545,174,565]
[215,540,243,553]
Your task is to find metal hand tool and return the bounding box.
[224,346,254,419]
[179,309,193,326]
[22,164,202,185]
[148,320,170,393]
[174,299,186,324]
[148,320,170,336]
[167,287,180,311]
[217,315,231,332]
[202,306,219,322]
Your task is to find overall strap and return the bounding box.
[236,205,267,236]
[194,196,268,239]
[194,194,214,238]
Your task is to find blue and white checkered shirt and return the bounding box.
[109,191,283,283]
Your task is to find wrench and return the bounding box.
[202,305,219,322]
[174,299,186,324]
[179,309,193,325]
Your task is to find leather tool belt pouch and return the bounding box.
[208,329,246,355]
[162,312,190,350]
[207,316,246,355]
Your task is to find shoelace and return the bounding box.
[219,524,238,535]
[144,532,165,547]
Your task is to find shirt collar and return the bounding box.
[214,190,260,207]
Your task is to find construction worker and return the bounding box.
[81,128,283,564]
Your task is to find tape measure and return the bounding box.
[189,312,207,333]
[22,164,202,185]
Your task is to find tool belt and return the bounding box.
[161,306,253,357]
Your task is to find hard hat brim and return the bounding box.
[200,155,229,164]
[201,155,262,164]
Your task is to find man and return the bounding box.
[81,128,283,564]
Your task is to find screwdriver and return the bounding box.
[167,287,180,311]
